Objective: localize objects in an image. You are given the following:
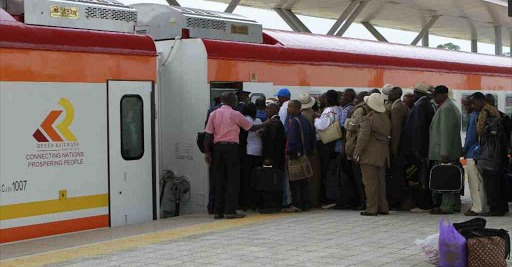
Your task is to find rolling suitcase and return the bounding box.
[429,163,463,192]
[250,166,283,213]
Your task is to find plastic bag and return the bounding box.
[415,233,439,265]
[439,218,467,267]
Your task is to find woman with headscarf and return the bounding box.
[353,93,392,216]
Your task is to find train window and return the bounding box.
[120,95,144,160]
[506,95,512,118]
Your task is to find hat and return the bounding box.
[414,82,431,94]
[433,85,449,94]
[266,97,278,105]
[236,91,251,96]
[275,88,291,99]
[382,84,393,100]
[299,93,315,109]
[364,93,386,113]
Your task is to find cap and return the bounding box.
[236,91,251,95]
[275,88,291,99]
[433,85,449,94]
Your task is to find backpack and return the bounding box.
[477,112,511,173]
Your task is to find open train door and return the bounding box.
[108,81,155,227]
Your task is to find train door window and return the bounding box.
[120,95,144,160]
[210,82,243,107]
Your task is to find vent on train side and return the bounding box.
[85,6,137,22]
[23,0,137,33]
[132,4,262,44]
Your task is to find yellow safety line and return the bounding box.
[0,213,292,267]
[0,194,108,220]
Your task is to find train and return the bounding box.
[0,0,511,244]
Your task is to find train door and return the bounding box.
[108,81,154,227]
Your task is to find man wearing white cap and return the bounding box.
[353,93,391,216]
[382,84,394,118]
[401,82,436,212]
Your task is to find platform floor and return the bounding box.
[1,197,512,267]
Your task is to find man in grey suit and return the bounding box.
[428,85,462,214]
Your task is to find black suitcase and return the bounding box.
[429,163,463,192]
[250,166,283,213]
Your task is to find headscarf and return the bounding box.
[477,104,501,137]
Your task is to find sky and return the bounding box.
[119,0,509,55]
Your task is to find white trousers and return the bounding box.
[466,159,488,213]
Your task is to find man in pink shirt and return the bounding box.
[204,92,272,219]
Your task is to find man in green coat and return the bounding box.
[428,85,462,214]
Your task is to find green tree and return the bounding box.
[437,43,461,51]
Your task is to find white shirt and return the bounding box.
[314,106,342,131]
[279,100,289,127]
[245,116,263,156]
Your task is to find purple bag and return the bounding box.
[439,218,467,267]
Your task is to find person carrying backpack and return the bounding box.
[470,92,509,216]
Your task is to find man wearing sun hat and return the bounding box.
[400,82,436,212]
[353,93,391,216]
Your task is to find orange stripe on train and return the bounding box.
[0,215,109,244]
[0,48,157,83]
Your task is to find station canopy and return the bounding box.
[210,0,512,46]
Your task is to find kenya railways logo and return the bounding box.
[33,98,77,142]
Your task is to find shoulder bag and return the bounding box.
[288,118,313,181]
[318,111,342,144]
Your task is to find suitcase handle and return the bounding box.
[263,165,273,168]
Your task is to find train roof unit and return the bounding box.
[132,3,262,43]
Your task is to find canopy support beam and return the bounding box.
[327,0,359,35]
[494,25,502,55]
[166,0,180,6]
[422,31,429,47]
[471,39,478,53]
[225,0,241,13]
[335,0,371,37]
[275,8,311,33]
[362,21,387,42]
[411,15,440,45]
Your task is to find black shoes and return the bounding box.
[225,213,246,219]
[378,212,389,215]
[481,211,505,217]
[430,208,453,215]
[214,213,246,219]
[360,212,377,216]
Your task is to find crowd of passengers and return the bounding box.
[203,83,512,219]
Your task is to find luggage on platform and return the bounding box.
[459,228,510,267]
[429,163,463,192]
[250,166,283,213]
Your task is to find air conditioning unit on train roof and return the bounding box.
[132,4,263,44]
[20,0,137,33]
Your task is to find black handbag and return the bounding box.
[429,163,463,192]
[250,166,283,192]
[196,132,206,153]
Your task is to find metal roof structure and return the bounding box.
[196,0,512,55]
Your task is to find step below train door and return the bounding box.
[108,81,154,227]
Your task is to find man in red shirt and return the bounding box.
[204,92,272,219]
